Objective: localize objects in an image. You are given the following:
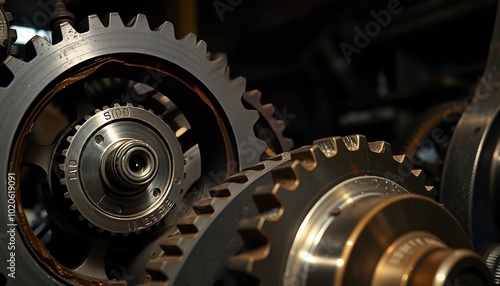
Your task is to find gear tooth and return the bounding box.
[110,232,117,237]
[155,21,176,38]
[177,217,198,234]
[102,12,124,28]
[58,163,65,171]
[80,14,105,32]
[393,155,406,163]
[83,115,92,121]
[59,178,66,185]
[225,172,250,184]
[271,162,299,191]
[148,109,154,114]
[113,103,120,108]
[195,40,208,54]
[237,217,269,246]
[146,259,177,283]
[62,149,68,157]
[313,136,342,158]
[126,103,133,107]
[102,105,110,110]
[63,192,70,199]
[95,108,101,113]
[51,22,80,44]
[181,33,197,47]
[78,214,85,221]
[209,183,232,198]
[127,14,150,30]
[253,185,282,214]
[70,204,77,211]
[24,36,51,59]
[243,89,263,105]
[4,56,27,74]
[411,169,423,177]
[342,134,366,151]
[138,104,145,109]
[160,237,185,256]
[260,103,276,117]
[369,141,391,154]
[66,136,74,143]
[193,198,215,215]
[74,125,82,131]
[290,146,317,171]
[211,54,228,73]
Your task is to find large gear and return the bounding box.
[0,13,269,285]
[144,134,475,285]
[440,0,500,265]
[146,153,291,285]
[227,135,491,285]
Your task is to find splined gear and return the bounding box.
[226,135,491,285]
[0,13,269,285]
[59,103,184,235]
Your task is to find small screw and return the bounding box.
[330,208,341,216]
[175,178,181,185]
[153,188,161,197]
[95,135,104,144]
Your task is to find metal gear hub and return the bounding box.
[60,103,184,234]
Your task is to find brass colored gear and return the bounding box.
[228,135,491,285]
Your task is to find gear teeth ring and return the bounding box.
[228,135,437,284]
[145,155,290,285]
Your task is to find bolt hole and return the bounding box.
[153,188,161,197]
[95,135,104,144]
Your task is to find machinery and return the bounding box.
[0,0,498,285]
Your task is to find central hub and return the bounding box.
[61,104,184,234]
[103,139,159,194]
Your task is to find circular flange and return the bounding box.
[61,104,184,234]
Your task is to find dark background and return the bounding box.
[6,0,497,147]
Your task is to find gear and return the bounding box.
[243,89,294,155]
[58,103,184,235]
[0,0,17,61]
[227,135,491,285]
[146,153,291,285]
[144,134,441,285]
[440,4,500,255]
[393,101,466,188]
[0,13,267,285]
